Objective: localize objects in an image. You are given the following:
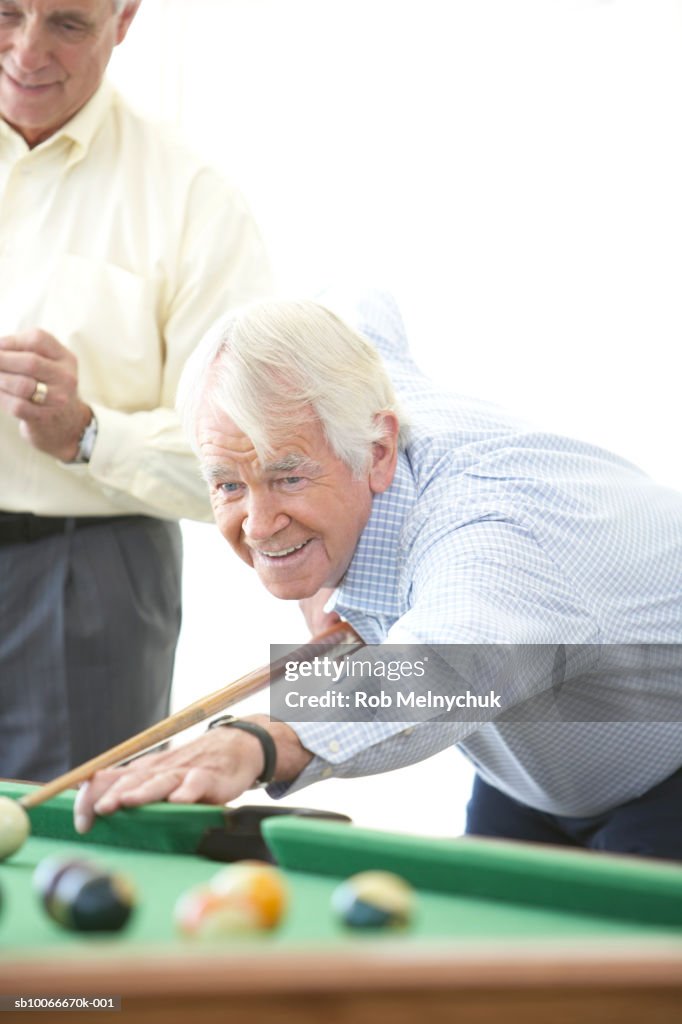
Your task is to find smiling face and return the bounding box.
[0,0,138,147]
[197,404,398,601]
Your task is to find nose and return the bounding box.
[9,20,51,75]
[242,494,290,542]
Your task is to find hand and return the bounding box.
[299,589,340,635]
[73,716,312,833]
[0,329,92,461]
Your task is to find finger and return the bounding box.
[74,770,128,833]
[73,781,96,833]
[73,750,176,832]
[0,329,64,359]
[0,371,42,403]
[169,758,264,806]
[0,349,59,376]
[93,770,186,815]
[166,767,221,804]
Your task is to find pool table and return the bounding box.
[1,780,681,1024]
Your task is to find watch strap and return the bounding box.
[208,715,277,786]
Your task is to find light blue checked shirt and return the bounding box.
[276,292,682,816]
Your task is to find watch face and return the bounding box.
[76,415,98,463]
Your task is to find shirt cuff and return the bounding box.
[82,402,212,520]
[266,754,336,799]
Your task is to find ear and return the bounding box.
[115,2,141,46]
[368,412,400,495]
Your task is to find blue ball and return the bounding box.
[331,870,415,929]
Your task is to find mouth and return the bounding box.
[254,539,312,560]
[249,538,317,571]
[2,69,59,94]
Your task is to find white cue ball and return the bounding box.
[0,797,31,859]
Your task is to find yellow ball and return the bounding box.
[0,797,30,860]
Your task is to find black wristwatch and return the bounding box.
[207,715,277,787]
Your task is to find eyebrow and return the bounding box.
[262,454,322,475]
[43,5,93,19]
[200,464,237,484]
[200,454,322,483]
[44,6,96,26]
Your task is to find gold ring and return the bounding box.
[31,381,48,405]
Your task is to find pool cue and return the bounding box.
[19,622,362,810]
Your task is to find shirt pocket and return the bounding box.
[41,253,162,411]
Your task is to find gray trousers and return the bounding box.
[0,517,182,781]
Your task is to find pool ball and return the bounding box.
[175,862,288,937]
[0,797,30,860]
[209,862,288,928]
[33,857,135,932]
[174,885,254,938]
[331,870,415,929]
[33,856,91,903]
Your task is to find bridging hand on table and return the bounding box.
[73,716,312,834]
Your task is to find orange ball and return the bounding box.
[210,861,288,929]
[174,862,288,937]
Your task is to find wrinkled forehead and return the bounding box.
[196,402,328,476]
[1,0,117,15]
[195,405,256,460]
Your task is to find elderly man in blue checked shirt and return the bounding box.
[75,293,682,860]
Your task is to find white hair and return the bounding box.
[177,299,409,476]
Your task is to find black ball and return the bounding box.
[33,857,135,932]
[33,857,90,903]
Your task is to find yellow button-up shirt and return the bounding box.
[0,81,271,519]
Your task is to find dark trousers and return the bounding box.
[0,516,182,781]
[466,768,682,860]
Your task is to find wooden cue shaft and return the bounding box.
[19,622,362,810]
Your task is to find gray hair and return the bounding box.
[177,299,409,476]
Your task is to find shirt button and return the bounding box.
[321,767,333,779]
[328,740,340,753]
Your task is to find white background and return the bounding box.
[109,0,682,835]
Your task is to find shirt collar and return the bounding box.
[0,79,114,165]
[0,116,25,159]
[327,449,417,639]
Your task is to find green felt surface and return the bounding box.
[263,816,682,928]
[1,781,681,959]
[1,782,226,855]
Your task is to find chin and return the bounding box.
[261,579,320,602]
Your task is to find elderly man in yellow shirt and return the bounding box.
[0,0,271,780]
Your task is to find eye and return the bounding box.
[55,20,89,36]
[217,481,244,498]
[46,14,91,38]
[278,475,306,490]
